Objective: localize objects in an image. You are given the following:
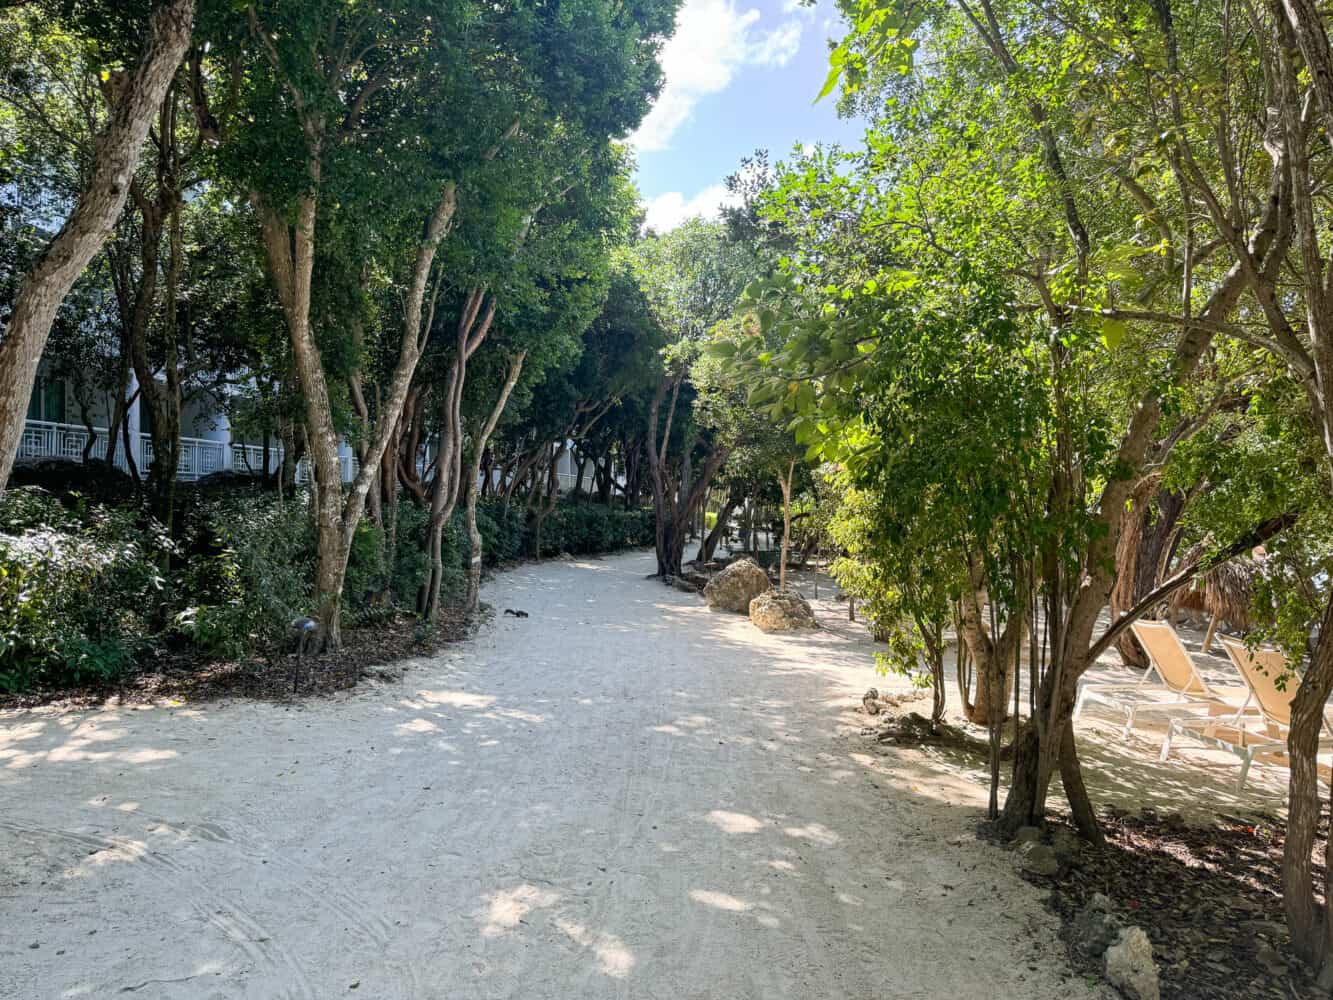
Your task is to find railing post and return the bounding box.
[126,371,143,480]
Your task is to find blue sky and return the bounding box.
[630,0,863,230]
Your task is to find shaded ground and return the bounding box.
[0,610,471,711]
[847,604,1323,1000]
[0,549,1101,999]
[1040,808,1320,1000]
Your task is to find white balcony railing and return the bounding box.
[20,419,224,482]
[231,442,281,476]
[19,419,132,472]
[21,419,378,486]
[140,434,225,481]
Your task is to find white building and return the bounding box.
[17,360,360,484]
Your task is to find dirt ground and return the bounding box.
[0,549,1106,999]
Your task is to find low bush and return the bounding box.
[476,499,526,565]
[535,502,653,556]
[175,494,313,659]
[0,487,165,691]
[390,500,432,606]
[0,482,654,693]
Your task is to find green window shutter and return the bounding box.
[44,378,66,423]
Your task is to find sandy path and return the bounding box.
[0,550,1102,999]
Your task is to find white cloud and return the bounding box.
[781,0,817,18]
[642,183,739,232]
[631,0,805,152]
[750,20,803,66]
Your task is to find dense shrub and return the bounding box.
[476,499,526,565]
[0,487,165,691]
[390,500,432,605]
[8,459,139,504]
[344,518,389,623]
[0,482,653,693]
[175,494,314,659]
[531,501,654,557]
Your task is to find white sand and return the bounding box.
[0,549,1105,999]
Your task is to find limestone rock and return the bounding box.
[703,557,771,613]
[749,589,817,632]
[1072,898,1122,962]
[1105,926,1160,1000]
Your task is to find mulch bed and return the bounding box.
[0,607,474,710]
[1035,807,1324,999]
[856,703,1325,998]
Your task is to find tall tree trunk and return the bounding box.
[1248,3,1333,979]
[261,178,458,645]
[696,492,739,563]
[128,93,187,537]
[1111,484,1186,668]
[424,288,496,621]
[957,560,1025,726]
[1283,595,1333,980]
[258,189,348,646]
[465,353,525,612]
[0,0,193,491]
[778,458,795,590]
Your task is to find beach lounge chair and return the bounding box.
[1073,620,1240,738]
[1158,636,1333,791]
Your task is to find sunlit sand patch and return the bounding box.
[848,751,896,776]
[554,917,635,978]
[706,810,764,834]
[478,884,559,937]
[689,889,751,912]
[38,746,178,767]
[396,718,439,735]
[0,721,48,747]
[487,708,545,725]
[675,715,713,728]
[66,838,149,876]
[417,690,496,709]
[567,561,612,572]
[651,724,683,735]
[782,822,840,846]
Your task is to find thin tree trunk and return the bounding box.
[697,492,739,563]
[466,353,525,612]
[0,0,193,491]
[778,458,794,590]
[424,289,495,620]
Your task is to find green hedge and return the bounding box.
[0,488,163,691]
[0,485,653,693]
[532,502,654,557]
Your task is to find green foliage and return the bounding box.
[534,503,654,558]
[175,496,314,660]
[344,518,388,623]
[476,500,527,567]
[0,488,163,691]
[391,501,433,607]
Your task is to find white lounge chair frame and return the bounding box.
[1073,620,1226,738]
[1160,636,1333,791]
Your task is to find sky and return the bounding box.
[630,0,864,231]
